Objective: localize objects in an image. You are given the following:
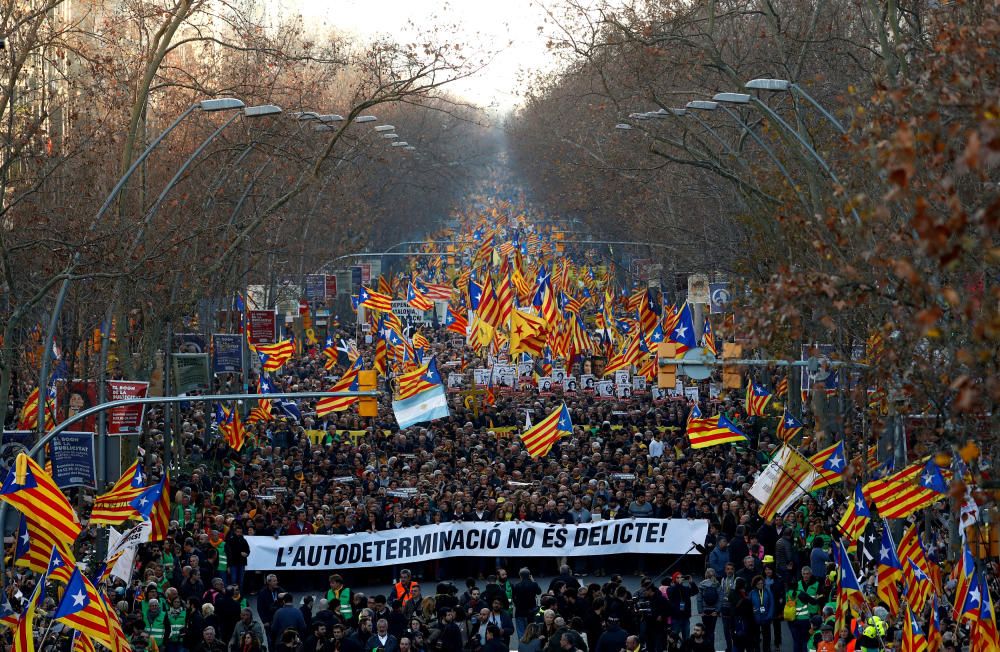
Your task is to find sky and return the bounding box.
[278,0,560,112]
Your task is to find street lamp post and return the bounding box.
[712,92,861,225]
[0,389,378,579]
[91,104,281,485]
[745,78,846,134]
[34,99,247,436]
[684,100,808,209]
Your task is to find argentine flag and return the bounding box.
[392,384,450,429]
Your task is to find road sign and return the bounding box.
[677,347,714,380]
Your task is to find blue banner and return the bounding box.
[49,431,96,489]
[305,274,327,301]
[212,333,243,374]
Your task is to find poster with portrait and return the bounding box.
[684,386,700,402]
[537,377,553,393]
[552,368,567,384]
[651,386,669,402]
[615,384,632,399]
[632,376,647,392]
[447,373,465,389]
[614,370,630,387]
[581,374,596,391]
[596,380,614,397]
[563,376,578,392]
[473,368,490,386]
[59,380,98,432]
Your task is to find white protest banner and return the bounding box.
[246,518,708,571]
[749,447,813,517]
[106,520,152,583]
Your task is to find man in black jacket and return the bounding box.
[511,568,541,640]
[428,607,463,652]
[594,617,627,652]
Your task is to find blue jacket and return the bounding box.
[708,547,730,577]
[749,587,774,624]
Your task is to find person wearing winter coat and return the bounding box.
[749,576,774,652]
[695,570,722,644]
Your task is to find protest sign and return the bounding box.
[106,381,148,435]
[212,334,243,373]
[246,518,708,571]
[49,431,96,489]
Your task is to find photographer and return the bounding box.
[665,573,698,643]
[637,584,669,652]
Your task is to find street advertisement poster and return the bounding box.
[49,431,96,489]
[212,334,243,374]
[305,274,327,301]
[59,380,98,432]
[171,353,210,394]
[247,518,708,571]
[247,310,277,345]
[325,275,338,298]
[106,381,149,435]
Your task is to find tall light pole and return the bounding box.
[34,99,247,436]
[712,92,861,225]
[92,104,281,483]
[745,78,846,134]
[684,100,809,210]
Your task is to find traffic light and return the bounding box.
[722,342,743,389]
[657,342,677,388]
[358,370,378,417]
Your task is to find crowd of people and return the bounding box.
[0,318,983,652]
[1,192,994,652]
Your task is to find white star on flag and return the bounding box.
[880,545,889,560]
[827,454,843,469]
[72,590,86,606]
[968,587,981,606]
[673,325,688,339]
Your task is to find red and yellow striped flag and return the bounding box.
[16,387,56,431]
[520,404,572,458]
[316,368,361,416]
[758,446,817,523]
[253,339,295,371]
[359,286,393,312]
[90,461,144,525]
[0,453,81,544]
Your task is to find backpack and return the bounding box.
[701,584,720,609]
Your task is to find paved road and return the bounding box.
[253,574,796,652]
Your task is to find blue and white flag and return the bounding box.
[392,384,450,430]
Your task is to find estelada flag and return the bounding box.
[0,453,81,544]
